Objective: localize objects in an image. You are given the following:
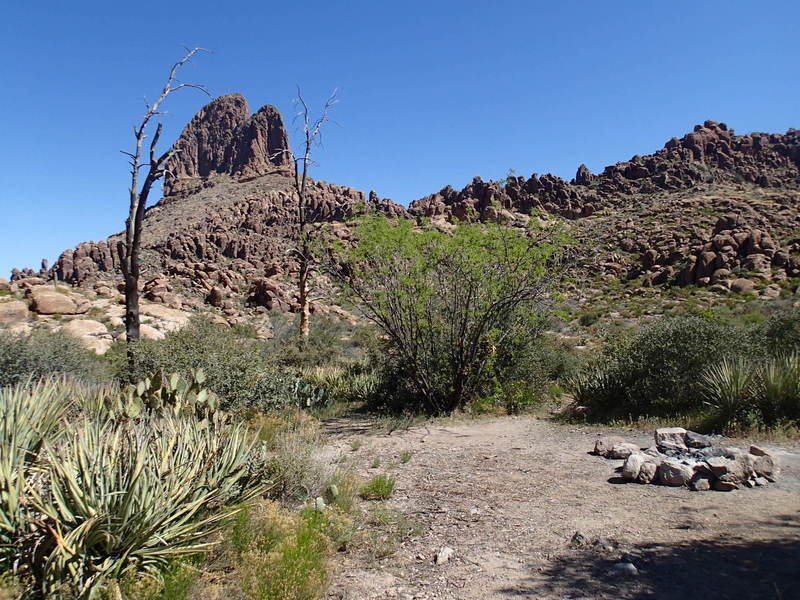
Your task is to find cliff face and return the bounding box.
[162,93,293,198]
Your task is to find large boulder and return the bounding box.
[28,286,90,315]
[61,319,112,355]
[0,300,29,325]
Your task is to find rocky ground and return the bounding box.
[322,417,800,600]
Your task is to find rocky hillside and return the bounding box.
[4,96,799,352]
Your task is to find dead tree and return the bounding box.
[119,49,208,368]
[286,88,337,338]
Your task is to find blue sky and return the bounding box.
[1,1,798,278]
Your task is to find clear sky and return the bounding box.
[1,1,798,278]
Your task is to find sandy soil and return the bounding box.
[322,417,800,600]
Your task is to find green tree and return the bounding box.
[327,215,569,413]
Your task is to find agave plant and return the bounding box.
[32,416,267,598]
[0,378,72,566]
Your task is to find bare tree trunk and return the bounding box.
[120,49,208,373]
[288,88,337,339]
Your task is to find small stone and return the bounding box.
[754,477,769,486]
[570,531,590,547]
[608,562,639,577]
[705,456,736,476]
[658,459,694,487]
[691,474,712,491]
[749,445,771,457]
[685,431,713,448]
[608,442,641,459]
[622,453,646,480]
[594,436,625,456]
[434,546,454,565]
[654,427,687,451]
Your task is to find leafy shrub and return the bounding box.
[757,309,800,356]
[328,216,568,413]
[570,316,747,420]
[0,329,111,387]
[110,316,269,411]
[359,475,396,500]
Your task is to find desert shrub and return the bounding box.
[238,502,330,600]
[248,411,330,506]
[756,309,800,356]
[359,475,396,500]
[699,354,800,431]
[0,378,267,598]
[264,314,364,369]
[0,329,111,387]
[570,316,748,420]
[327,216,568,414]
[109,316,269,411]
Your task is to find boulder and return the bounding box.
[0,300,29,325]
[752,455,779,482]
[654,427,687,451]
[730,278,755,293]
[658,459,694,487]
[62,319,112,355]
[28,287,90,315]
[713,478,739,492]
[637,460,659,484]
[0,277,10,292]
[622,453,659,483]
[749,445,771,457]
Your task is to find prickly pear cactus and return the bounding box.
[108,369,223,421]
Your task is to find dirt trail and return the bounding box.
[323,417,800,600]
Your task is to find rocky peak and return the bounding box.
[162,94,292,198]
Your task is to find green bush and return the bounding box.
[359,475,396,500]
[109,316,269,411]
[327,216,568,414]
[570,316,748,420]
[238,502,330,600]
[0,329,111,387]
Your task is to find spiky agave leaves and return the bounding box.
[0,379,73,566]
[33,416,267,598]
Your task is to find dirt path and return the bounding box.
[322,417,800,600]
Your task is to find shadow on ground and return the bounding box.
[501,514,800,600]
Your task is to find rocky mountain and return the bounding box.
[5,96,800,351]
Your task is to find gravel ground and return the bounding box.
[322,416,800,600]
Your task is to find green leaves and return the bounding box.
[328,215,568,412]
[0,378,269,598]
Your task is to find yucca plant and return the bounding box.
[32,416,267,598]
[757,353,800,425]
[0,379,73,566]
[700,358,757,430]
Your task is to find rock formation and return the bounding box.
[162,93,293,198]
[8,99,800,322]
